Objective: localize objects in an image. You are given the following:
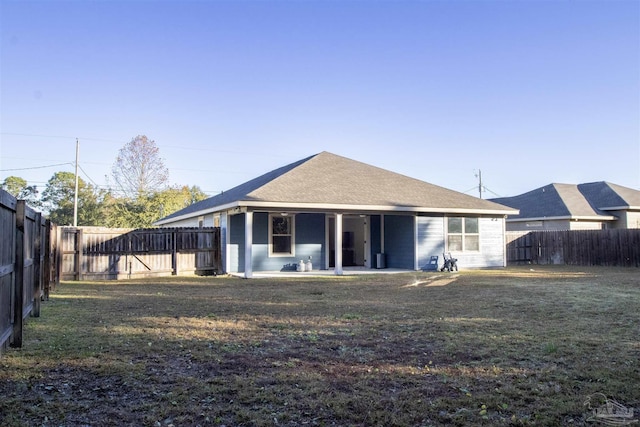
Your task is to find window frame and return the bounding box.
[446,217,480,252]
[269,214,295,257]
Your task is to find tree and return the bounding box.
[40,172,105,225]
[1,176,40,207]
[103,185,208,228]
[111,135,169,200]
[153,185,208,219]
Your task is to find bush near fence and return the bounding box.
[0,189,58,354]
[506,229,640,267]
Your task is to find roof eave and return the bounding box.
[155,201,517,224]
[599,205,639,211]
[240,201,517,215]
[154,201,242,225]
[506,215,617,222]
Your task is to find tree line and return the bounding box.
[1,135,208,227]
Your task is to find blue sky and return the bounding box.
[1,0,638,201]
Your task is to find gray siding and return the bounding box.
[506,219,604,231]
[252,213,326,271]
[229,213,245,273]
[384,215,415,269]
[416,216,445,270]
[622,211,640,229]
[453,217,505,268]
[295,213,326,269]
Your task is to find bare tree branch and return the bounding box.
[111,135,169,199]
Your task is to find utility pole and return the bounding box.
[73,138,79,226]
[477,169,483,199]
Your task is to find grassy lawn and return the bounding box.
[1,267,638,426]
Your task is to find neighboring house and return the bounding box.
[155,152,518,277]
[490,182,640,231]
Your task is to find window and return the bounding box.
[447,217,479,252]
[270,214,295,256]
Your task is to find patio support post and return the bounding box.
[380,214,385,254]
[414,214,419,270]
[244,211,253,279]
[335,213,343,275]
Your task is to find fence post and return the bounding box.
[32,212,42,318]
[11,201,25,348]
[55,225,62,287]
[172,230,178,275]
[77,228,84,281]
[43,220,52,300]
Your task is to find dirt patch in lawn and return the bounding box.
[1,266,638,426]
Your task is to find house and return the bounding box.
[155,152,518,277]
[490,182,640,231]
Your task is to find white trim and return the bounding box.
[268,213,295,257]
[155,201,518,225]
[413,215,419,271]
[446,216,480,253]
[223,213,230,274]
[238,201,518,215]
[595,206,638,211]
[506,215,617,222]
[502,215,507,267]
[335,213,343,275]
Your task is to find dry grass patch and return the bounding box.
[1,267,638,426]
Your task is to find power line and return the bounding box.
[77,164,100,187]
[0,162,74,172]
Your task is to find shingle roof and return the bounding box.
[577,182,640,210]
[489,181,639,221]
[157,151,516,223]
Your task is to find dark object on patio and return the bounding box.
[441,252,458,272]
[423,255,439,271]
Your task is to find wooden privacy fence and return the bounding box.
[60,227,221,280]
[506,229,640,267]
[1,189,58,354]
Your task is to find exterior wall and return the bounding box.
[295,213,326,269]
[161,217,201,227]
[505,219,569,231]
[228,213,245,273]
[568,221,603,231]
[251,212,326,272]
[608,210,640,229]
[417,216,506,269]
[507,218,608,231]
[626,211,640,229]
[416,216,445,270]
[384,215,415,269]
[202,214,215,227]
[168,211,510,273]
[454,217,506,268]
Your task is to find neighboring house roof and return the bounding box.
[157,151,516,224]
[577,181,640,211]
[489,181,640,222]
